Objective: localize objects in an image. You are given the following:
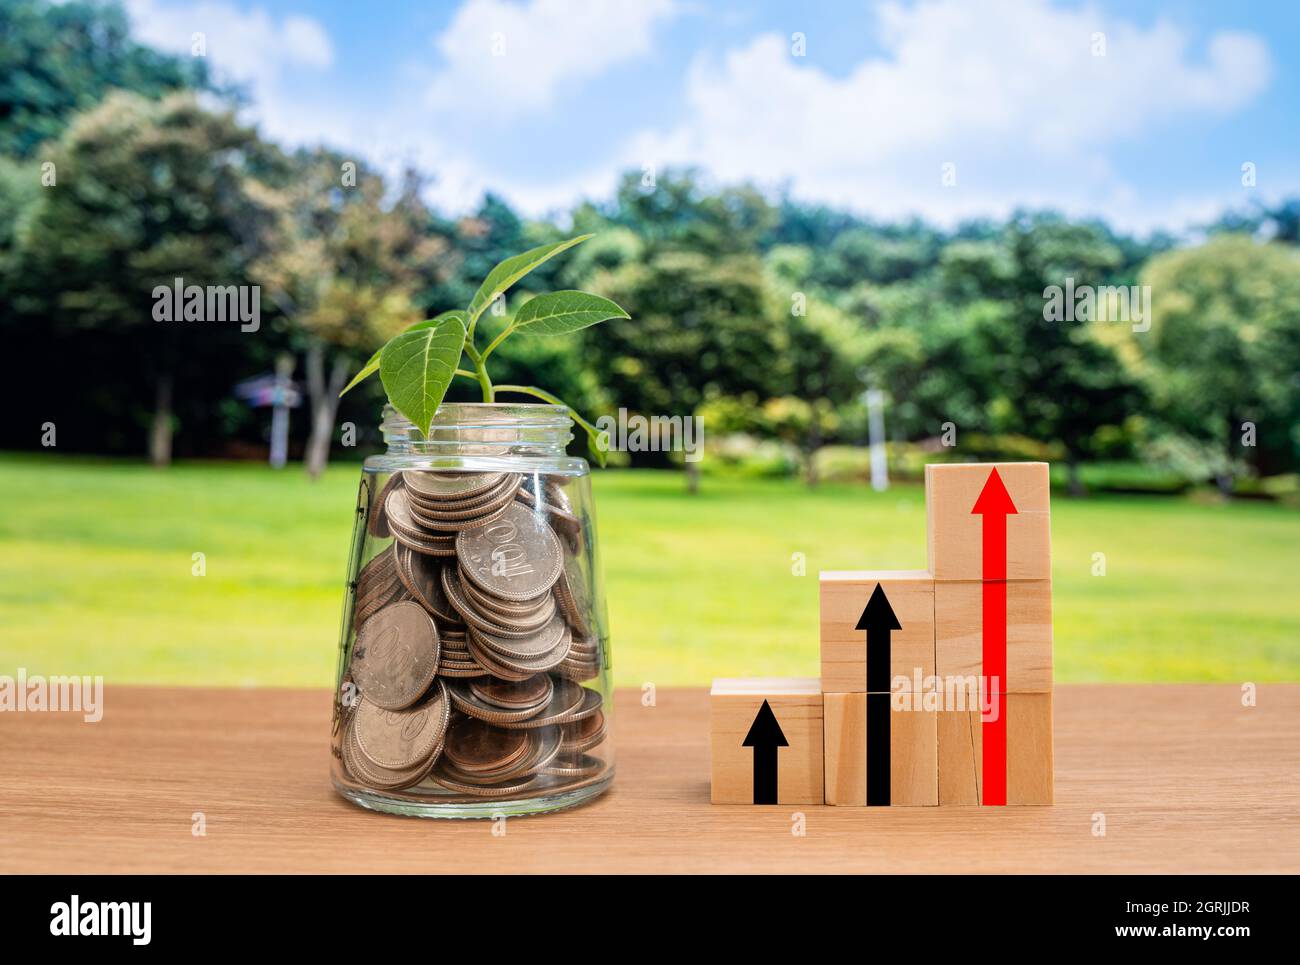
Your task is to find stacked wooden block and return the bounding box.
[711,462,1053,807]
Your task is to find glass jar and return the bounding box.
[330,403,613,817]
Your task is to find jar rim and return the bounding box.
[380,401,573,433]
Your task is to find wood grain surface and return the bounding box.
[1,684,1296,873]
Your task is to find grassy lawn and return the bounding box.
[1,454,1296,688]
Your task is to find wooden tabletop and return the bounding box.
[1,684,1296,873]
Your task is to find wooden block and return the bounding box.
[1007,692,1054,805]
[938,709,981,805]
[823,692,866,806]
[934,579,1052,693]
[936,694,1052,805]
[887,697,938,806]
[710,678,823,805]
[925,462,1051,581]
[822,692,937,806]
[819,570,935,693]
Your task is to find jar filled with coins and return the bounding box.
[330,403,613,817]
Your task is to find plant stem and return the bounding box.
[495,384,604,441]
[480,324,515,363]
[460,334,494,401]
[473,357,494,402]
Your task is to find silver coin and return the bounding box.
[496,678,588,729]
[408,492,516,533]
[470,611,569,660]
[385,488,458,554]
[456,502,562,602]
[344,719,441,790]
[353,681,449,770]
[367,473,405,538]
[350,601,441,710]
[393,545,458,623]
[403,471,507,500]
[553,553,591,637]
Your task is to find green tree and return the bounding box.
[12,92,281,464]
[962,215,1146,494]
[254,151,450,476]
[1116,235,1300,491]
[0,0,209,158]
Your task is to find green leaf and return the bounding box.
[339,310,466,398]
[339,348,381,397]
[378,313,467,436]
[467,234,592,325]
[584,423,609,468]
[513,290,629,336]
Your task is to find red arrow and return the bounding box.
[972,468,1017,806]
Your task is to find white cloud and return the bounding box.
[624,0,1273,228]
[425,0,678,117]
[125,0,336,144]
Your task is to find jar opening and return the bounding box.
[380,402,574,456]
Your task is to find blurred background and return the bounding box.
[1,0,1297,689]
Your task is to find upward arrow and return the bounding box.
[742,699,789,805]
[972,467,1017,580]
[972,467,1017,807]
[856,584,901,806]
[856,582,901,693]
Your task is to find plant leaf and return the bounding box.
[584,422,609,467]
[378,313,467,436]
[513,290,629,337]
[339,348,381,397]
[467,234,592,325]
[339,310,466,397]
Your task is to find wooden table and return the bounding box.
[1,685,1296,873]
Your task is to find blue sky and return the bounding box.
[124,0,1300,233]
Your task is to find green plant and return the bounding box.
[340,234,628,462]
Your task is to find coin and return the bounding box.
[353,681,449,770]
[516,483,582,550]
[443,718,529,773]
[350,601,440,710]
[385,488,458,555]
[368,472,405,539]
[392,545,458,623]
[407,490,516,533]
[430,771,541,798]
[495,678,588,729]
[460,574,556,627]
[471,674,552,709]
[456,502,562,602]
[561,710,607,754]
[470,612,569,661]
[467,625,570,681]
[538,753,605,779]
[407,473,522,515]
[448,677,552,725]
[441,565,558,640]
[353,551,406,629]
[404,471,508,501]
[344,719,439,790]
[553,553,591,637]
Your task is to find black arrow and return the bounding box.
[856,582,901,691]
[856,583,901,806]
[742,699,789,805]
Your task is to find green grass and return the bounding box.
[1,455,1296,688]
